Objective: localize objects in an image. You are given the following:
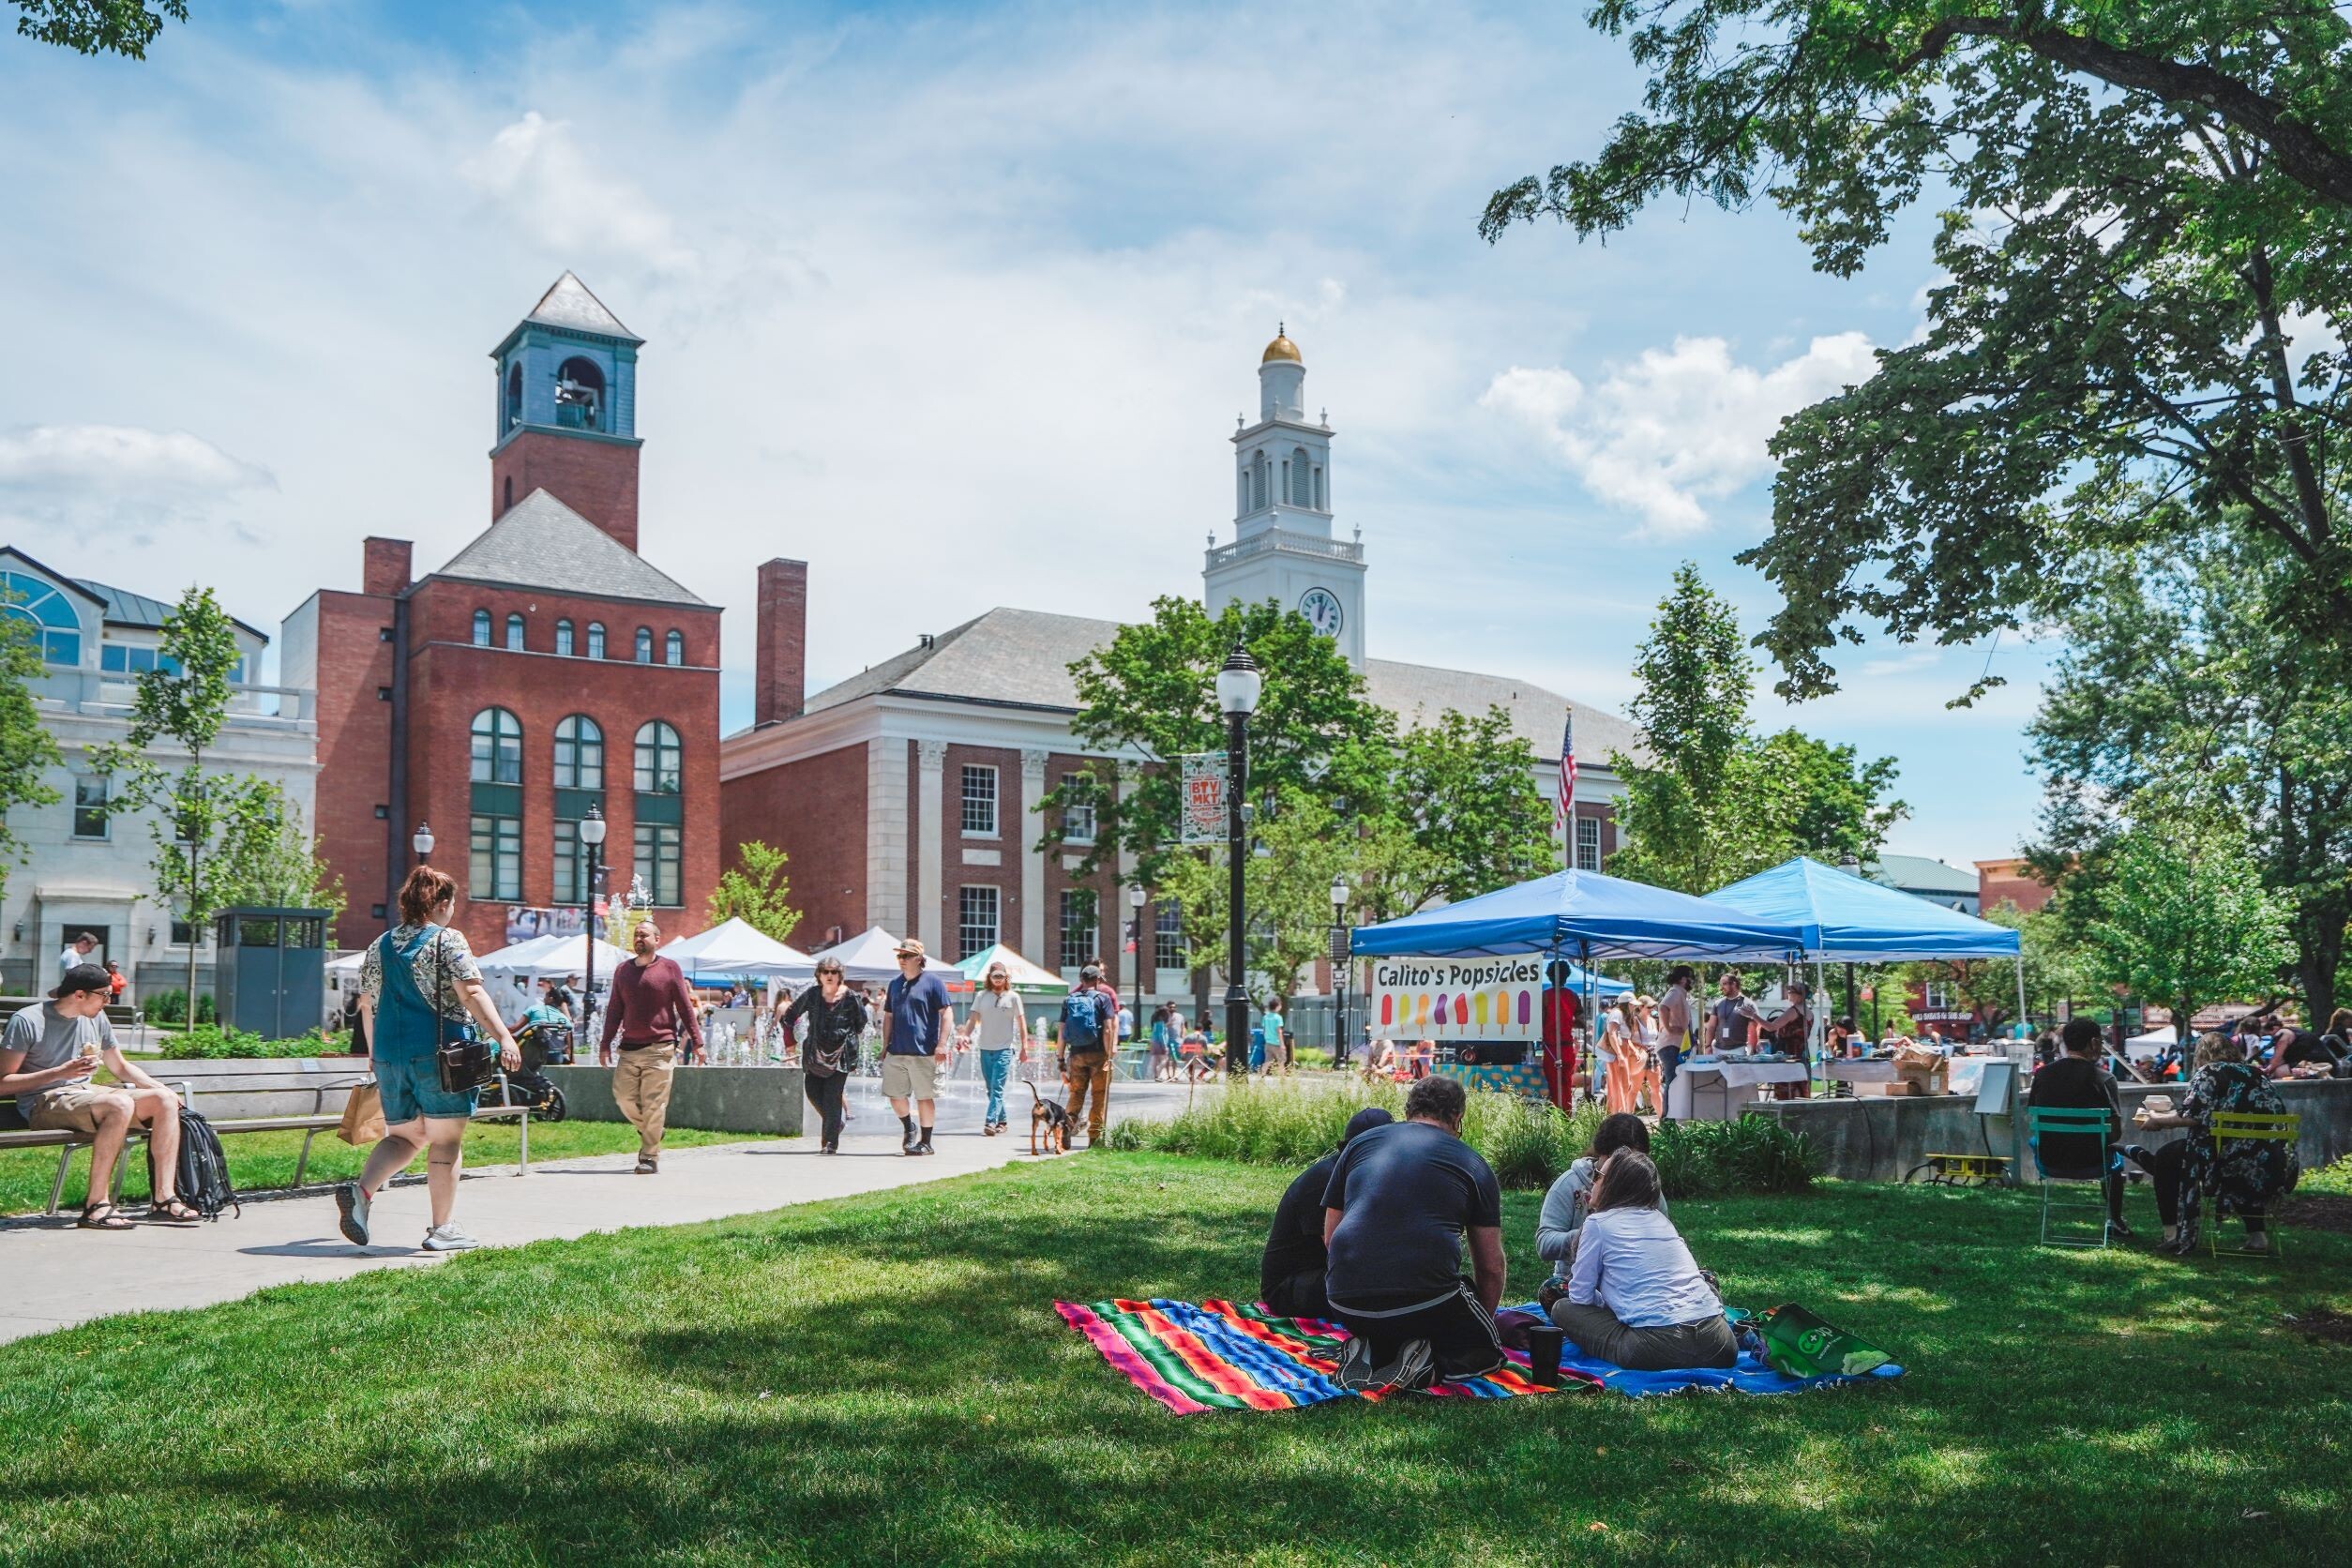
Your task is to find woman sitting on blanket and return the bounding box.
[1534,1112,1657,1308]
[1547,1149,1739,1373]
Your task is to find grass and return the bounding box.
[0,1122,774,1215]
[0,1155,2345,1563]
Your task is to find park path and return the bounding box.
[0,1075,1214,1344]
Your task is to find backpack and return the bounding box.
[158,1108,239,1220]
[1060,990,1105,1051]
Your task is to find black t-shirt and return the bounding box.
[1320,1121,1502,1309]
[2028,1055,2122,1176]
[2276,1030,2331,1067]
[1260,1152,1341,1296]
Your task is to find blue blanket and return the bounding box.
[1513,1304,1907,1398]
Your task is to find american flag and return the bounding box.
[1557,708,1576,834]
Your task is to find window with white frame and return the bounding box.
[1060,888,1097,970]
[72,776,109,840]
[960,764,998,836]
[1063,791,1096,844]
[1576,816,1601,871]
[1154,900,1184,972]
[958,885,1001,960]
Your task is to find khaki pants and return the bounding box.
[1064,1049,1111,1139]
[612,1046,675,1160]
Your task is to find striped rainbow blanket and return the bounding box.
[1054,1297,1601,1414]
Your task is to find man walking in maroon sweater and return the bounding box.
[600,919,701,1174]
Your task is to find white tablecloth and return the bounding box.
[1666,1060,1811,1121]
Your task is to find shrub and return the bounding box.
[141,989,217,1026]
[1650,1116,1818,1198]
[157,1026,337,1061]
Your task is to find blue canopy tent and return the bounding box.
[1350,869,1805,1106]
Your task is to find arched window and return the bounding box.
[633,720,682,794]
[0,570,83,665]
[554,355,606,431]
[1250,451,1267,510]
[504,363,522,430]
[586,622,607,659]
[469,707,522,785]
[505,612,525,652]
[664,629,684,666]
[502,475,515,513]
[634,626,653,664]
[472,609,491,647]
[555,619,575,656]
[553,715,604,790]
[1313,466,1324,510]
[1279,459,1290,505]
[1291,446,1310,505]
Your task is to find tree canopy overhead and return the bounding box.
[1485,2,2352,699]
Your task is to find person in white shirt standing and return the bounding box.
[58,932,98,976]
[1549,1149,1738,1371]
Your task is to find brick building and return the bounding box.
[1975,855,2055,916]
[284,275,720,954]
[720,333,1634,1006]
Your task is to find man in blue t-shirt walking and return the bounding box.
[882,938,952,1155]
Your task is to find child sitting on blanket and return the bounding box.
[1534,1114,1661,1311]
[1549,1150,1739,1373]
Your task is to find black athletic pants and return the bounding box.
[2146,1138,2266,1233]
[805,1071,847,1151]
[1330,1279,1504,1380]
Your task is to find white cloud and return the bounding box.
[1482,332,1878,533]
[1861,649,1940,677]
[0,425,273,493]
[460,112,697,277]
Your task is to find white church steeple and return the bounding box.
[1205,328,1367,667]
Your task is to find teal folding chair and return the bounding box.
[2026,1106,2119,1248]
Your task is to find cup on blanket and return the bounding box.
[1525,1324,1565,1386]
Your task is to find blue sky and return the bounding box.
[0,0,2055,867]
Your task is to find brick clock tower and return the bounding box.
[490,272,643,550]
[285,276,720,956]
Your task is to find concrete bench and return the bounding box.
[0,1063,534,1215]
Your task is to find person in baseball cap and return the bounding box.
[882,938,949,1153]
[1260,1107,1396,1318]
[2,966,195,1228]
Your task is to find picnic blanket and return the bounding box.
[1057,1298,1906,1413]
[1054,1298,1600,1414]
[1515,1304,1908,1398]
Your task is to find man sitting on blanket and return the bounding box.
[1260,1106,1394,1318]
[1321,1077,1507,1392]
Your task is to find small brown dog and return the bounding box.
[1026,1080,1074,1156]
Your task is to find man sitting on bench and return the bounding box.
[0,965,193,1229]
[1321,1076,1507,1392]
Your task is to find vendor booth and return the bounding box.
[810,927,974,992]
[1350,868,1806,1110]
[657,918,817,985]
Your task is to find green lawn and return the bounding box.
[0,1122,774,1215]
[0,1155,2345,1564]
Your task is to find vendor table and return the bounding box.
[1824,1059,1899,1094]
[1666,1058,1810,1121]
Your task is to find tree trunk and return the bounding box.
[185,835,201,1027]
[2294,894,2344,1031]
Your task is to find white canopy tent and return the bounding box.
[476,932,633,979]
[810,927,972,990]
[657,918,817,982]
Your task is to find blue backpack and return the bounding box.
[1060,990,1105,1050]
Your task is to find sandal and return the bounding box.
[148,1196,200,1224]
[77,1202,134,1231]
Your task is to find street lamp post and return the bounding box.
[412,822,435,864]
[1215,641,1261,1079]
[578,806,608,1061]
[1328,873,1349,1067]
[1128,883,1147,1045]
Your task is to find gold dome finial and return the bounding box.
[1261,323,1302,364]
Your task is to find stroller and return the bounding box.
[479,1018,572,1122]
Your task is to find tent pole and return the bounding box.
[2016,954,2028,1040]
[1581,938,1595,1112]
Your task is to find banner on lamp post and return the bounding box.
[1180,752,1228,845]
[1369,955,1545,1041]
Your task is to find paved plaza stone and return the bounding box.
[2,1071,1214,1343]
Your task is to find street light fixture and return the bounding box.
[1328,873,1349,1068]
[412,822,435,860]
[1217,640,1261,1079]
[1128,883,1147,1044]
[578,806,609,1056]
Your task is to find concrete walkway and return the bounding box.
[2,1075,1216,1344]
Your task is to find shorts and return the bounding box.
[880,1052,940,1099]
[24,1085,125,1134]
[373,1051,478,1123]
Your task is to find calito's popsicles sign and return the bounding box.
[1370,957,1545,1041]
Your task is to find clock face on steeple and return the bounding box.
[1299,587,1345,638]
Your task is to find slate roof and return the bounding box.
[798,605,1639,764]
[433,490,706,607]
[1865,853,1979,896]
[74,576,266,640]
[524,272,640,342]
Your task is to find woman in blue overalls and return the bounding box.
[338,866,519,1253]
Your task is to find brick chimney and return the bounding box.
[362,537,413,597]
[755,558,808,725]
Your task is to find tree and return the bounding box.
[1386,706,1557,908]
[12,0,187,57]
[2028,532,2352,1021]
[2082,807,2294,1045]
[217,787,345,922]
[1485,2,2352,701]
[705,840,803,944]
[0,609,61,904]
[1039,596,1394,887]
[90,586,249,1021]
[1756,728,1907,864]
[1158,788,1350,1005]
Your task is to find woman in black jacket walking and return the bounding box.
[777,957,867,1153]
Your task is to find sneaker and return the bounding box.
[421,1223,481,1253]
[2106,1218,2135,1240]
[634,1156,659,1175]
[914,1140,936,1155]
[1334,1335,1378,1392]
[335,1183,371,1247]
[1382,1338,1437,1393]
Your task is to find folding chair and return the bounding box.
[2207,1111,2299,1260]
[2026,1107,2119,1248]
